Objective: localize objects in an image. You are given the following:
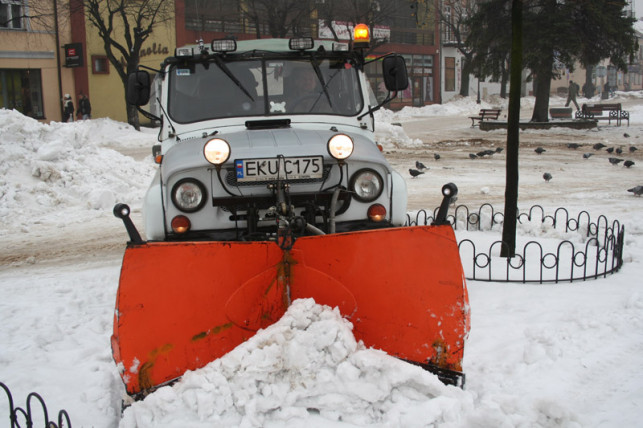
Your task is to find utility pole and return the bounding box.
[53,0,64,120]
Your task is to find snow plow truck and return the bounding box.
[112,24,470,400]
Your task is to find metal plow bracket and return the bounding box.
[112,226,470,395]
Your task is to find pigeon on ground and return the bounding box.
[469,153,478,159]
[415,160,428,171]
[593,143,607,150]
[477,150,495,157]
[409,168,424,178]
[543,172,552,182]
[534,147,546,154]
[608,157,624,165]
[630,146,638,153]
[567,143,581,149]
[434,153,441,160]
[624,160,635,168]
[627,186,643,196]
[606,147,615,153]
[583,153,593,159]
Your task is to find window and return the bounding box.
[445,57,456,92]
[92,56,109,74]
[0,0,23,29]
[0,69,45,119]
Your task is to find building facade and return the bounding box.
[0,0,76,122]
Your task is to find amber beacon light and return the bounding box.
[353,23,370,48]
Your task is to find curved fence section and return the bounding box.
[1,382,72,428]
[406,204,624,283]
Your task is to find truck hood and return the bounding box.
[161,126,389,179]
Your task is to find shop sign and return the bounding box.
[64,43,83,67]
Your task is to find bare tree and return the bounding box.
[241,0,313,38]
[76,0,174,129]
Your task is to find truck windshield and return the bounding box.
[168,58,363,123]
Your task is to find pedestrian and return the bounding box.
[62,94,74,122]
[78,93,92,120]
[565,80,580,111]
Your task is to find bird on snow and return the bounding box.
[606,147,615,153]
[495,147,504,153]
[476,150,489,157]
[409,168,424,178]
[434,153,441,161]
[415,160,428,171]
[630,146,638,153]
[624,160,635,168]
[616,147,623,155]
[583,153,594,159]
[543,172,552,182]
[627,186,643,196]
[534,147,546,154]
[567,143,582,149]
[593,143,606,150]
[608,157,624,165]
[469,153,478,159]
[624,133,630,138]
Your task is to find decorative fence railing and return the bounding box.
[406,204,624,283]
[1,382,72,428]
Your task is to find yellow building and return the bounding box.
[1,0,175,124]
[78,3,176,123]
[0,0,75,122]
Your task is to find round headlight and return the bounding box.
[171,179,207,212]
[327,134,354,160]
[350,168,384,202]
[204,138,231,165]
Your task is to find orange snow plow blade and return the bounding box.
[112,225,470,396]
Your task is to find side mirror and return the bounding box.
[382,55,408,92]
[127,70,151,106]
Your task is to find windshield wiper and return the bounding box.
[310,58,333,110]
[212,56,255,101]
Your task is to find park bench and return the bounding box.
[469,108,502,127]
[575,103,629,126]
[549,107,573,120]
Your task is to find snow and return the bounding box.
[1,91,643,428]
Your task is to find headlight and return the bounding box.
[350,168,383,202]
[204,138,231,165]
[327,134,354,160]
[171,179,207,212]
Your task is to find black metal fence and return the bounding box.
[407,204,624,283]
[1,382,71,428]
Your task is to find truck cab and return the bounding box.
[128,27,409,244]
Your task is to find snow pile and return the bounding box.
[121,299,470,428]
[1,95,643,428]
[0,109,156,232]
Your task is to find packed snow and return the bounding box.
[1,91,643,428]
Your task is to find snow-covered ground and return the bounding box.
[1,91,642,427]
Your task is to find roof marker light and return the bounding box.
[211,39,237,53]
[175,47,194,57]
[289,37,314,51]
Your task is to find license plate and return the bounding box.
[235,156,323,182]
